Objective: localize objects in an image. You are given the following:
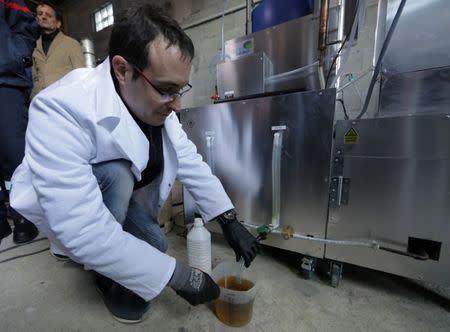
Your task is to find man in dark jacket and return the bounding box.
[0,0,40,244]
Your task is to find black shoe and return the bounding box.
[50,251,71,261]
[12,218,39,244]
[95,274,151,324]
[0,220,12,244]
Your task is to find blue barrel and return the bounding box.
[251,0,314,33]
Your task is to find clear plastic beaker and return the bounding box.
[211,261,257,327]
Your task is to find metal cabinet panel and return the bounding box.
[222,14,321,95]
[383,0,450,75]
[379,0,450,117]
[327,115,450,285]
[379,66,450,117]
[181,90,336,257]
[217,52,273,99]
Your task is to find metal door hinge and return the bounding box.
[329,176,351,208]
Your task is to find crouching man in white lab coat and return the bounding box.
[10,4,259,324]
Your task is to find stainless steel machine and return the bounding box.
[182,89,336,258]
[181,0,450,287]
[324,0,450,285]
[328,115,450,285]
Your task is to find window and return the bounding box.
[94,3,113,32]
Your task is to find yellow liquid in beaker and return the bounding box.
[215,276,255,327]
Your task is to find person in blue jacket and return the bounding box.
[0,0,40,244]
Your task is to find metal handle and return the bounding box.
[205,131,215,174]
[271,131,283,228]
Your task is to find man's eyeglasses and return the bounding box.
[132,65,192,101]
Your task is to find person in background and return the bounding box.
[31,0,84,99]
[10,4,259,324]
[0,0,40,245]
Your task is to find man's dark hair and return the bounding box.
[109,5,194,78]
[37,1,63,24]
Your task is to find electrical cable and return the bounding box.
[355,0,407,119]
[0,237,49,264]
[0,247,50,264]
[0,236,47,254]
[337,98,349,120]
[325,0,360,88]
[325,33,350,88]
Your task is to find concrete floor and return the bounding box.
[0,226,449,332]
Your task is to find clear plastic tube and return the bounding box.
[265,61,319,84]
[290,231,380,248]
[220,0,230,61]
[271,132,283,228]
[205,131,216,174]
[240,221,380,249]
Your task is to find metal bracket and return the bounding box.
[300,256,317,280]
[301,256,316,272]
[329,261,343,288]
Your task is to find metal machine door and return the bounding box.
[327,115,450,285]
[181,90,335,258]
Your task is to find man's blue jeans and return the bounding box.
[50,159,168,255]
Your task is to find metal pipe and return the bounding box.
[246,0,252,34]
[318,0,330,89]
[80,38,96,68]
[318,0,330,62]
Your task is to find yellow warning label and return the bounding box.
[344,128,359,144]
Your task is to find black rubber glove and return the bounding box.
[169,261,220,306]
[217,210,260,268]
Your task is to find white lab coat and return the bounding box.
[10,59,233,301]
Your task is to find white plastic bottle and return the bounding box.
[187,218,212,275]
